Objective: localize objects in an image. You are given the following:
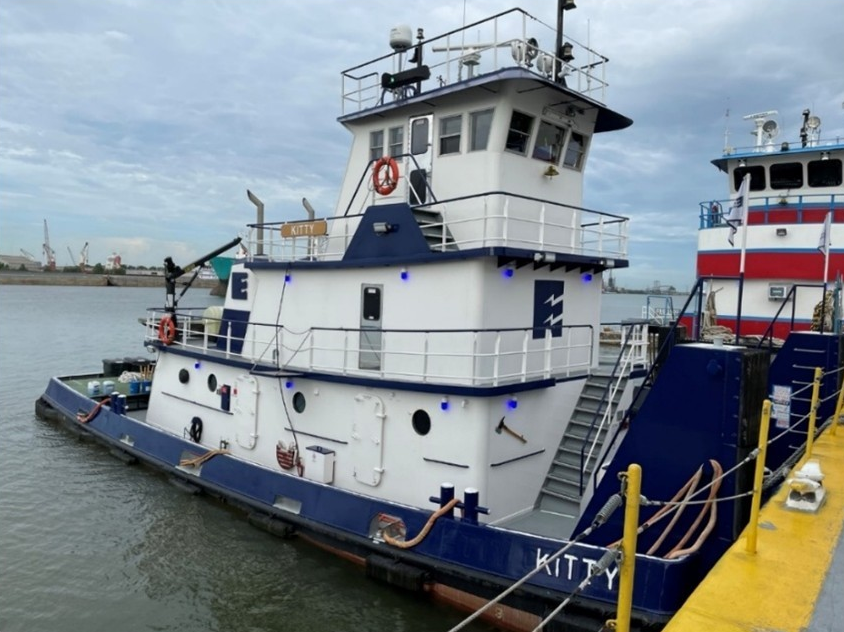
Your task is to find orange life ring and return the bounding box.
[158,314,176,345]
[372,156,399,195]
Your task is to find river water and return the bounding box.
[0,286,647,632]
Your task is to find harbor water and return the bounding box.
[0,286,649,632]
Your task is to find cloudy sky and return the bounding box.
[1,0,842,288]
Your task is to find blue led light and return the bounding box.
[194,361,201,369]
[400,269,409,281]
[502,267,514,279]
[285,380,294,389]
[581,273,593,283]
[507,397,518,410]
[284,274,292,284]
[440,398,449,411]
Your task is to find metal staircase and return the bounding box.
[412,208,457,251]
[537,370,628,518]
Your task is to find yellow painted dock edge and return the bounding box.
[664,423,844,632]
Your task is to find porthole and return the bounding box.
[412,409,431,436]
[207,374,218,392]
[292,391,306,413]
[178,368,190,384]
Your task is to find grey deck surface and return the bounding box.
[807,523,844,632]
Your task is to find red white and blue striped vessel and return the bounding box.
[696,109,844,340]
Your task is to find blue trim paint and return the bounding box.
[215,309,250,354]
[39,376,690,623]
[343,203,433,260]
[702,247,840,255]
[247,246,629,272]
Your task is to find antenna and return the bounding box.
[723,103,731,153]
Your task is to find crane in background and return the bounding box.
[66,243,90,271]
[42,219,56,271]
[20,248,37,261]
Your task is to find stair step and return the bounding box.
[540,486,581,503]
[412,208,443,221]
[551,458,596,474]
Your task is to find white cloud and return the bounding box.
[0,0,841,289]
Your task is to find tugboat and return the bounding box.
[696,108,844,341]
[36,5,843,630]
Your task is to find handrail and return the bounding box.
[578,321,645,494]
[698,192,842,229]
[755,282,826,350]
[145,308,594,386]
[417,189,628,223]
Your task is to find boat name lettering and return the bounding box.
[280,220,328,238]
[535,549,619,591]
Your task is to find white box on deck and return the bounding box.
[304,445,335,484]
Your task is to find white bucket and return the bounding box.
[102,380,115,395]
[87,380,102,397]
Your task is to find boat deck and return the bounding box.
[664,420,844,632]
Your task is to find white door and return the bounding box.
[350,393,386,487]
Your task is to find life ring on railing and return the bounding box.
[158,314,176,345]
[372,156,399,195]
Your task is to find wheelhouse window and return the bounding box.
[439,115,462,155]
[505,111,534,155]
[733,165,765,191]
[369,130,384,162]
[469,109,493,151]
[808,159,843,187]
[562,132,588,169]
[388,126,404,157]
[532,120,567,163]
[770,162,803,189]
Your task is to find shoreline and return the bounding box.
[0,271,222,290]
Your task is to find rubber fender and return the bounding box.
[365,554,428,592]
[247,512,296,539]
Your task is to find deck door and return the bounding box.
[408,114,433,204]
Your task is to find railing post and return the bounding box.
[520,329,529,382]
[544,327,552,379]
[472,332,479,386]
[806,367,822,458]
[539,203,546,250]
[493,333,501,386]
[502,197,509,245]
[832,374,844,437]
[746,399,772,554]
[423,333,430,383]
[614,463,641,632]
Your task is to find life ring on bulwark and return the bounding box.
[158,314,176,345]
[372,156,399,195]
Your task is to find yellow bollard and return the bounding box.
[806,367,822,459]
[746,399,771,554]
[615,463,642,632]
[832,374,844,437]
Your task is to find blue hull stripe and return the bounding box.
[42,377,689,622]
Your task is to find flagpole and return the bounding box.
[820,210,831,332]
[735,221,748,340]
[735,175,750,341]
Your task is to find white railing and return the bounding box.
[243,193,628,263]
[582,322,648,476]
[340,8,611,116]
[146,309,594,387]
